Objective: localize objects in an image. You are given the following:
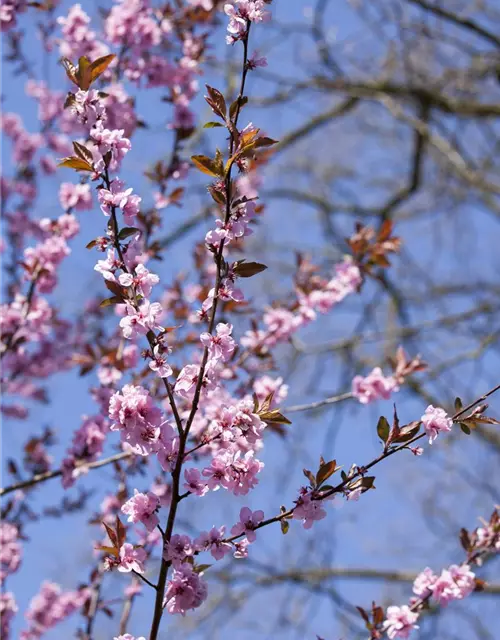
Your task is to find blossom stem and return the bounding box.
[219,383,500,544]
[148,22,253,640]
[0,451,132,497]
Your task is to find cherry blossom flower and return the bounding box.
[200,323,236,363]
[22,582,90,639]
[119,300,164,340]
[412,567,437,598]
[383,605,419,639]
[109,384,163,455]
[163,535,194,564]
[420,405,453,444]
[121,490,160,532]
[194,526,232,560]
[118,544,147,574]
[119,264,159,297]
[431,564,476,605]
[352,367,399,404]
[183,468,209,496]
[293,488,327,529]
[0,522,22,583]
[0,591,17,638]
[230,506,264,543]
[164,563,207,615]
[58,182,92,211]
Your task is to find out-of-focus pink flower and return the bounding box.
[383,605,419,639]
[352,367,399,404]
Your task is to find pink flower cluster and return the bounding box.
[383,605,419,639]
[59,182,92,212]
[61,415,109,488]
[413,564,476,604]
[0,591,18,639]
[164,563,208,615]
[2,112,43,167]
[225,1,271,44]
[293,488,328,529]
[0,523,22,584]
[105,0,162,56]
[1,0,27,32]
[121,490,160,532]
[351,366,399,404]
[109,384,169,455]
[241,258,362,352]
[383,563,477,638]
[98,179,142,226]
[21,582,90,640]
[57,4,109,61]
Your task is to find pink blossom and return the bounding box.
[119,264,159,297]
[202,449,263,495]
[109,384,163,455]
[164,563,207,615]
[200,322,236,362]
[351,367,399,404]
[0,522,22,583]
[103,84,138,138]
[149,344,173,378]
[69,89,107,129]
[225,1,270,44]
[121,490,160,532]
[105,0,161,55]
[194,526,232,560]
[383,605,419,639]
[61,414,108,488]
[431,564,476,605]
[230,506,264,543]
[22,582,90,639]
[248,50,267,69]
[40,155,57,174]
[26,80,62,123]
[1,1,27,33]
[420,405,453,444]
[253,375,288,406]
[183,468,209,496]
[189,0,214,8]
[118,543,147,574]
[57,4,108,61]
[119,300,164,340]
[175,364,216,399]
[156,423,179,472]
[94,248,122,281]
[98,178,141,224]
[233,537,250,558]
[90,124,131,171]
[412,567,437,598]
[164,535,194,565]
[293,488,327,529]
[0,591,17,638]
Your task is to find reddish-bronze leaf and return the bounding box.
[88,54,116,84]
[58,156,94,172]
[233,260,268,278]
